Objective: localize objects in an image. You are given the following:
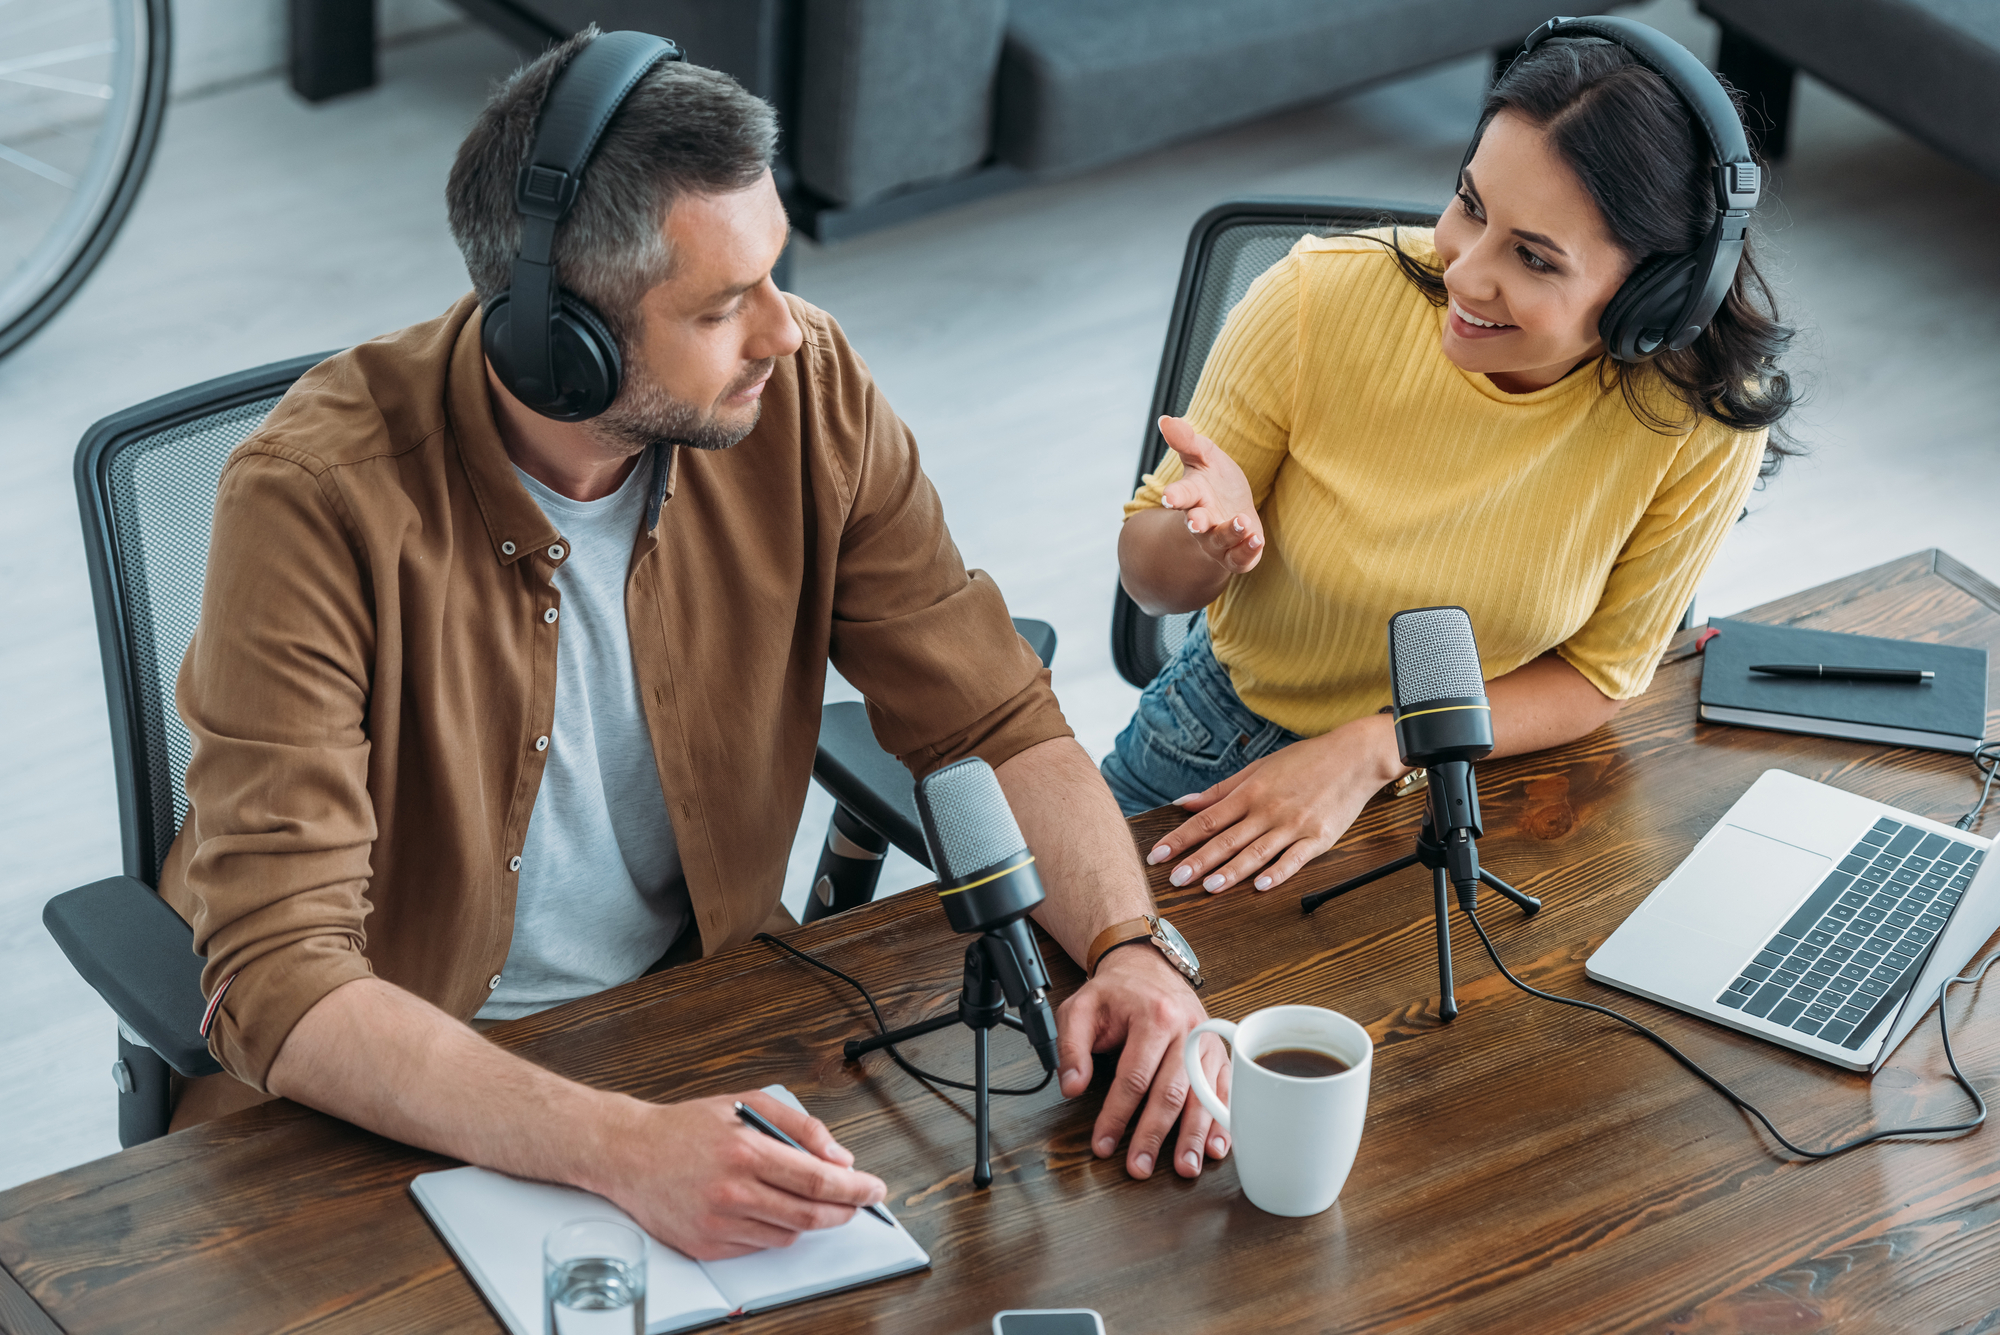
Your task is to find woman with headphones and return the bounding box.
[1107,18,1798,895]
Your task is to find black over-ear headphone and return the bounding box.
[482,30,681,421]
[1494,16,1762,362]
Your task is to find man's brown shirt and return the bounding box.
[161,294,1069,1089]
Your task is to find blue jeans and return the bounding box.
[1101,617,1303,817]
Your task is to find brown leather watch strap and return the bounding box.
[1087,916,1155,976]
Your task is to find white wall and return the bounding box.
[170,0,468,97]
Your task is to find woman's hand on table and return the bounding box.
[1145,713,1404,893]
[1156,416,1266,574]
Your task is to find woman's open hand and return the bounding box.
[1156,416,1265,575]
[1144,714,1403,893]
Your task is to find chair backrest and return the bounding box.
[76,353,332,885]
[1110,197,1444,689]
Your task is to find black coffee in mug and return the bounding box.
[1251,1046,1351,1079]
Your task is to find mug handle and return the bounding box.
[1182,1018,1236,1132]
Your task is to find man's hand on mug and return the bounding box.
[1156,416,1264,574]
[1055,942,1231,1181]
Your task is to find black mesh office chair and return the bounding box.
[41,353,1045,1146]
[42,356,318,1149]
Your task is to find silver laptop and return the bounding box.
[1587,768,2000,1072]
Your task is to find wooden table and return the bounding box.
[7,550,2000,1335]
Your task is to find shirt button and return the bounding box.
[500,541,516,556]
[534,735,548,751]
[488,974,502,990]
[548,544,566,561]
[543,607,558,624]
[508,855,522,871]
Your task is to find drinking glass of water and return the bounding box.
[545,1218,647,1335]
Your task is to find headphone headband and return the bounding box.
[514,31,681,234]
[1523,16,1758,207]
[1504,16,1761,360]
[498,31,681,415]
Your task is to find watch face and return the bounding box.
[1154,917,1199,973]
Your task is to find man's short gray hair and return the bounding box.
[446,28,777,350]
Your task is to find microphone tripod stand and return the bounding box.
[842,933,1037,1188]
[1301,761,1541,1021]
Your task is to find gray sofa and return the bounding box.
[438,0,1605,241]
[786,0,1609,236]
[1701,0,2000,180]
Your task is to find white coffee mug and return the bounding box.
[1183,1004,1372,1217]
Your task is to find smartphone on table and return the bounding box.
[993,1311,1105,1335]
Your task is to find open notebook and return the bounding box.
[410,1086,929,1335]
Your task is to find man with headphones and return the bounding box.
[159,29,1223,1259]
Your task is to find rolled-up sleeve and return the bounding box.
[811,318,1072,777]
[166,450,380,1089]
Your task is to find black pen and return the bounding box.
[1750,663,1933,683]
[733,1101,894,1227]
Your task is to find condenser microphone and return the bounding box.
[914,758,1060,1073]
[1387,606,1491,901]
[1300,605,1542,1019]
[1388,605,1493,767]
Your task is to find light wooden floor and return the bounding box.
[4,0,1997,1191]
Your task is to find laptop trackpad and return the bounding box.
[1645,824,1832,948]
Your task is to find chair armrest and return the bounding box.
[43,876,222,1077]
[815,702,928,863]
[811,617,1059,864]
[1013,617,1057,669]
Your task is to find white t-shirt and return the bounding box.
[477,452,689,1021]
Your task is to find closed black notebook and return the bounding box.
[1698,617,1988,753]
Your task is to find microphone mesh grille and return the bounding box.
[1389,606,1485,708]
[915,758,1026,881]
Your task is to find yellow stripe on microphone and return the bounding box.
[1394,703,1492,722]
[936,854,1036,896]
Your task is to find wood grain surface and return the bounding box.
[5,550,2000,1335]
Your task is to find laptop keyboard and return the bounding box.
[1715,818,1981,1050]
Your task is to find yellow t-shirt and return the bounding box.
[1124,230,1766,738]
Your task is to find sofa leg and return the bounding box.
[803,804,889,924]
[1715,25,1796,160]
[291,0,377,103]
[114,1029,173,1148]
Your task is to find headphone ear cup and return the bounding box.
[481,291,522,396]
[1599,252,1698,362]
[546,293,622,422]
[477,289,622,422]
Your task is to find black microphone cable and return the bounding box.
[1457,905,1993,1159]
[754,932,1054,1097]
[1954,740,2000,831]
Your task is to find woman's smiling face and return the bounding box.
[1431,110,1636,394]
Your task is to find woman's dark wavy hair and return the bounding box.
[1376,36,1801,476]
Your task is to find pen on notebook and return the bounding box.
[1750,663,1934,683]
[733,1101,894,1227]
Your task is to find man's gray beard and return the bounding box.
[586,365,762,456]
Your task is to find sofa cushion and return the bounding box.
[1700,0,2000,179]
[995,0,1601,176]
[793,0,1007,206]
